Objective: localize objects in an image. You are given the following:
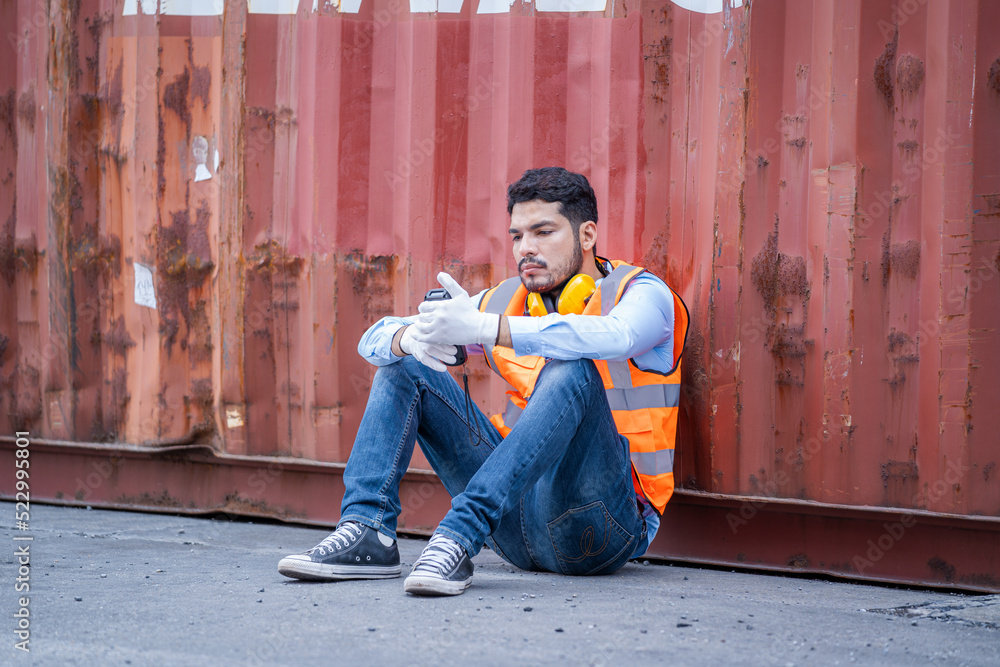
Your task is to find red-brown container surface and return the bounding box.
[1,0,997,590]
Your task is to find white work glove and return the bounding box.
[399,324,457,373]
[411,273,500,347]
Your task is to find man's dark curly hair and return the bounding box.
[506,167,598,230]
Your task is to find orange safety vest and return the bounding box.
[478,260,688,514]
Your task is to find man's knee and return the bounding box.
[375,356,458,392]
[536,358,601,389]
[375,355,423,380]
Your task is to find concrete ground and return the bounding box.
[1,503,997,666]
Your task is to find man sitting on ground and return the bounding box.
[278,166,687,596]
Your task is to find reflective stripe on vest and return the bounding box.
[600,264,643,389]
[600,263,638,314]
[630,449,676,476]
[607,384,680,411]
[478,260,685,514]
[481,277,523,372]
[502,398,523,430]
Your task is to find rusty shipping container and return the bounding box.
[1,0,998,591]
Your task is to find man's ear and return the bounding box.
[579,221,598,252]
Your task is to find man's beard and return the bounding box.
[519,236,584,294]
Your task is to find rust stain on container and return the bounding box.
[0,0,997,591]
[896,54,925,95]
[750,224,810,318]
[157,204,214,349]
[989,58,1000,95]
[874,28,898,110]
[889,239,921,281]
[642,36,672,103]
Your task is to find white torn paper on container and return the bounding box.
[226,406,245,428]
[193,136,212,182]
[134,262,157,309]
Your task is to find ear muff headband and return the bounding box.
[525,274,596,316]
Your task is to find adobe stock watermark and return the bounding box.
[72,65,160,166]
[569,115,628,174]
[680,311,770,404]
[400,479,441,518]
[876,0,928,41]
[6,4,48,54]
[247,460,284,497]
[341,0,407,58]
[905,255,1000,354]
[74,455,125,501]
[192,101,281,202]
[725,425,836,534]
[853,459,968,575]
[671,5,734,70]
[853,125,962,236]
[245,619,297,666]
[382,75,501,190]
[724,65,959,203]
[13,432,32,653]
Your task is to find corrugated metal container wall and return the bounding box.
[1,0,998,590]
[665,0,1000,591]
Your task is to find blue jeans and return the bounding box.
[340,355,646,575]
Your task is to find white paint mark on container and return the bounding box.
[160,0,224,15]
[248,0,301,13]
[123,0,159,15]
[669,0,743,14]
[536,0,606,11]
[476,0,514,14]
[411,0,463,11]
[134,263,157,310]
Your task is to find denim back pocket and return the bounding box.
[546,500,634,576]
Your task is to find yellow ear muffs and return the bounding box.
[557,274,596,315]
[525,274,596,316]
[526,292,549,317]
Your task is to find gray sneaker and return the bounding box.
[403,533,473,596]
[278,521,401,581]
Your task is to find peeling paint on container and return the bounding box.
[0,0,998,590]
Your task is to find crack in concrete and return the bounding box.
[865,595,1000,630]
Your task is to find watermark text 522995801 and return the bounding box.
[13,432,32,652]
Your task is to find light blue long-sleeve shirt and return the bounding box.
[356,269,676,553]
[358,271,675,372]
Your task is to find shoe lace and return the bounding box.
[311,522,362,556]
[412,534,464,574]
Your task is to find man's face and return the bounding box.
[509,200,584,293]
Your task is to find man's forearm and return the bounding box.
[496,315,512,348]
[391,324,409,357]
[358,316,416,366]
